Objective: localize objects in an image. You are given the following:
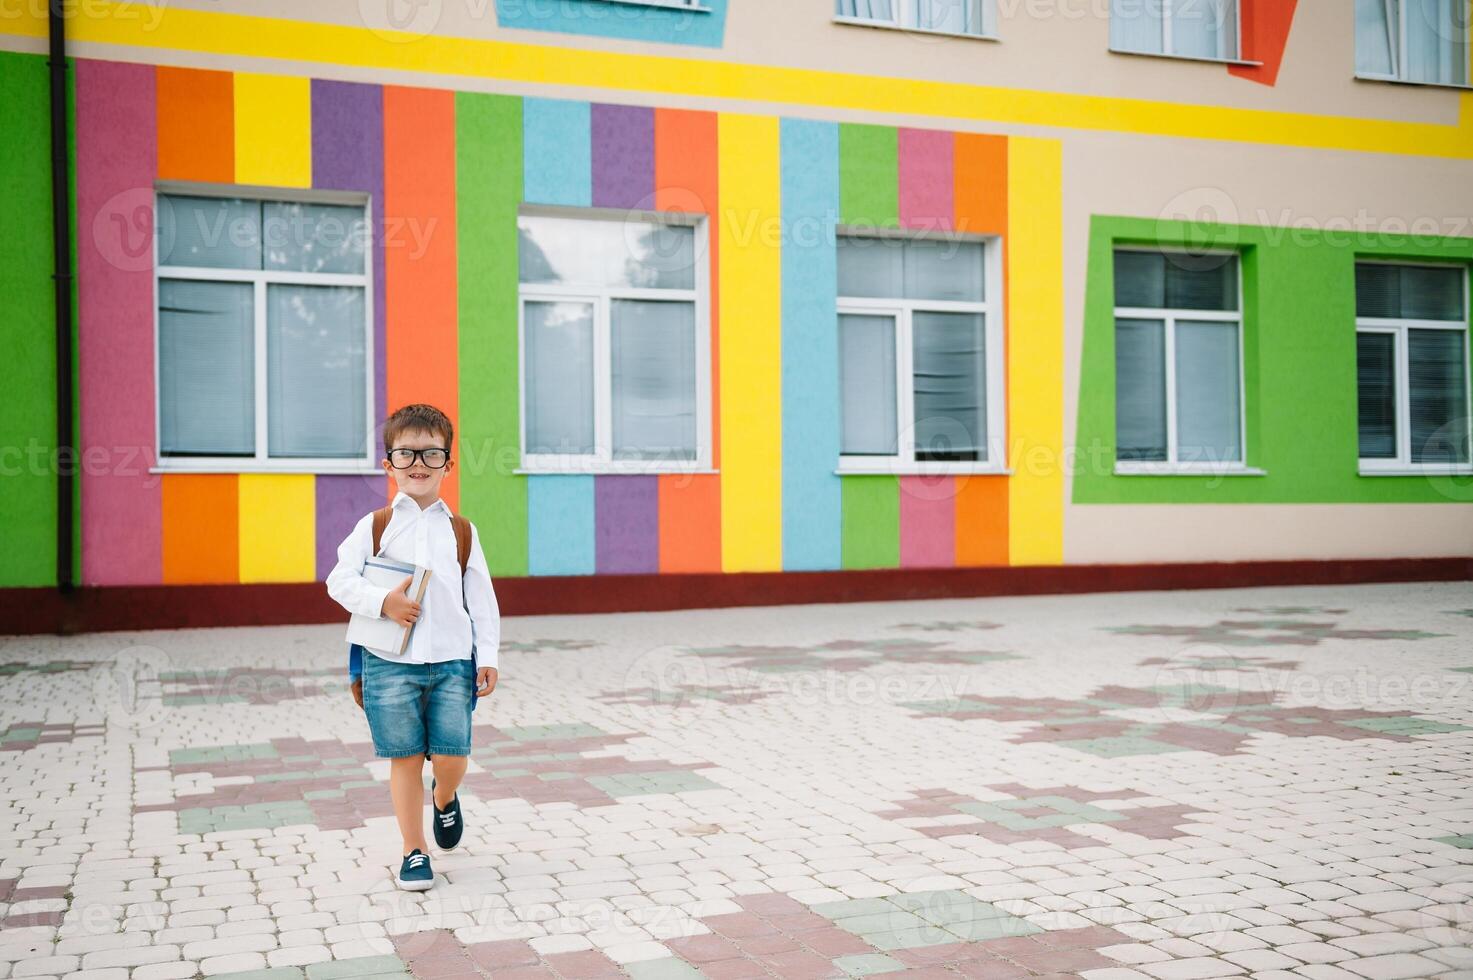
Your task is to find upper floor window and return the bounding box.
[835,0,996,39]
[837,234,1005,473]
[1356,0,1469,87]
[155,190,373,472]
[517,210,711,474]
[1114,249,1245,472]
[1356,262,1471,472]
[1110,0,1241,62]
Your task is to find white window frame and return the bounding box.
[1355,260,1473,476]
[151,182,378,476]
[836,231,1007,476]
[1355,0,1473,89]
[1112,247,1262,477]
[1109,0,1254,65]
[834,0,999,41]
[516,206,714,476]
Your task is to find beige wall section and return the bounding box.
[144,0,1461,124]
[1065,504,1473,562]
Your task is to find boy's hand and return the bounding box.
[351,677,364,709]
[382,575,421,627]
[476,666,498,698]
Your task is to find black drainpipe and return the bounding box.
[48,0,75,596]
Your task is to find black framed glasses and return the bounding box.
[387,448,450,469]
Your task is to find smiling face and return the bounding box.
[383,427,454,507]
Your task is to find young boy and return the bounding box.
[326,403,500,891]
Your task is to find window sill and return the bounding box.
[152,462,382,476]
[1359,464,1473,476]
[836,462,1012,476]
[1114,463,1267,477]
[1108,47,1262,68]
[515,467,720,477]
[832,16,998,42]
[1353,74,1473,92]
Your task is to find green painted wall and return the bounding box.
[456,92,529,577]
[0,51,60,587]
[1074,215,1473,504]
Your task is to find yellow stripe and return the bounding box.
[4,3,1470,158]
[233,72,311,187]
[1005,138,1065,567]
[718,114,783,572]
[238,474,317,582]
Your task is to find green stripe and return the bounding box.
[841,476,899,569]
[839,124,898,229]
[0,52,58,587]
[456,93,529,575]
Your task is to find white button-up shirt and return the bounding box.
[326,492,500,670]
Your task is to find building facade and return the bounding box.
[2,1,1471,620]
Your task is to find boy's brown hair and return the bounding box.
[382,404,455,459]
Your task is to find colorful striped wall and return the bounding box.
[68,57,1065,586]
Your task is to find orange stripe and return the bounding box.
[655,107,722,573]
[156,66,233,182]
[384,86,459,510]
[953,133,1009,565]
[162,474,240,583]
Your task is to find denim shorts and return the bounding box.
[361,653,475,758]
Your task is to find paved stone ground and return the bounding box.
[0,582,1470,980]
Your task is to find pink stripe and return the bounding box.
[898,128,954,233]
[77,60,160,585]
[899,476,956,568]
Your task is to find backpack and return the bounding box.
[348,506,480,710]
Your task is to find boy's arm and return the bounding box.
[464,522,501,672]
[325,513,393,619]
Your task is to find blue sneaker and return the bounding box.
[431,777,464,851]
[397,848,433,891]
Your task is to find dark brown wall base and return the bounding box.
[2,557,1469,636]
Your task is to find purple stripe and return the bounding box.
[312,80,389,578]
[315,475,387,581]
[311,79,385,427]
[595,476,659,574]
[591,104,655,209]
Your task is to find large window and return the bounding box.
[835,0,996,39]
[155,190,373,471]
[1356,0,1470,86]
[1114,250,1246,471]
[517,210,710,473]
[836,235,1004,472]
[1356,262,1471,472]
[1110,0,1241,61]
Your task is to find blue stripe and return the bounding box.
[523,98,592,207]
[494,0,728,48]
[779,118,843,571]
[527,476,597,576]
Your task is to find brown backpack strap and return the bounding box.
[369,506,392,557]
[451,515,471,577]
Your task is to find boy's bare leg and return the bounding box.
[431,754,468,808]
[388,754,430,855]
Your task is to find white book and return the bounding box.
[345,555,432,656]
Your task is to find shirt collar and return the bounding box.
[391,491,450,517]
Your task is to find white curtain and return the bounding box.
[1174,320,1242,464]
[1357,332,1398,459]
[519,215,695,290]
[1115,318,1168,461]
[267,284,367,458]
[837,0,895,21]
[1356,0,1398,76]
[1171,0,1237,59]
[158,279,255,456]
[611,300,698,461]
[912,312,986,461]
[911,0,985,34]
[158,195,261,270]
[837,237,904,299]
[1112,0,1165,54]
[840,314,898,455]
[525,301,596,455]
[904,239,985,302]
[1409,328,1470,463]
[1406,0,1469,84]
[263,201,367,275]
